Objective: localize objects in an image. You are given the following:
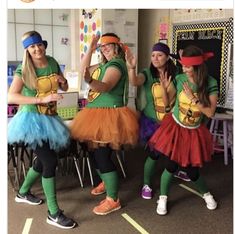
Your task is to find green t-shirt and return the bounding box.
[86,58,128,108]
[173,73,218,128]
[137,68,176,123]
[14,55,61,113]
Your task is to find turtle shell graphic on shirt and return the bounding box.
[36,74,58,115]
[178,91,201,126]
[87,67,101,102]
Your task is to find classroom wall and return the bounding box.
[138,9,233,72]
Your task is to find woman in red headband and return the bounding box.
[149,45,218,215]
[8,31,77,229]
[126,42,178,200]
[70,33,139,215]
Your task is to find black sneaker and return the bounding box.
[15,192,43,205]
[47,210,77,229]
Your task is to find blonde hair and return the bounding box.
[21,31,42,89]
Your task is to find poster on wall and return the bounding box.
[172,18,233,108]
[79,9,102,97]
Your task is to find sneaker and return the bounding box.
[47,209,77,229]
[203,192,217,210]
[156,195,168,215]
[93,197,121,215]
[141,185,152,199]
[91,182,106,195]
[15,192,43,205]
[174,171,191,182]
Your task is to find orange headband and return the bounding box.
[179,52,214,66]
[100,36,129,52]
[100,36,120,45]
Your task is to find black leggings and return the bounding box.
[33,142,58,178]
[90,147,116,173]
[165,157,200,181]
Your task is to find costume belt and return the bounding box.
[179,106,201,118]
[155,105,171,113]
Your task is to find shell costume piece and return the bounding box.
[178,91,201,126]
[87,68,101,102]
[36,73,58,115]
[151,82,175,121]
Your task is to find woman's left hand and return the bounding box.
[183,82,194,100]
[159,71,171,90]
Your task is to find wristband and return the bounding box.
[87,79,93,84]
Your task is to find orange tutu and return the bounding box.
[69,107,139,150]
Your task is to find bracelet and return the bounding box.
[87,79,93,84]
[129,66,136,69]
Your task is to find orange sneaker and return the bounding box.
[93,197,121,215]
[91,182,106,195]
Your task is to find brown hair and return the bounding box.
[182,45,210,107]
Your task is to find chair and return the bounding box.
[209,112,233,165]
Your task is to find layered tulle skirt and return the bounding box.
[8,111,70,151]
[139,113,160,144]
[69,107,139,150]
[149,114,213,167]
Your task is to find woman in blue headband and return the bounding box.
[126,42,177,199]
[8,31,77,229]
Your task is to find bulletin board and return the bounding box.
[172,18,233,108]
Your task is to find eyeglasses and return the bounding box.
[99,43,114,51]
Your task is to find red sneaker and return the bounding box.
[93,197,121,215]
[91,182,106,195]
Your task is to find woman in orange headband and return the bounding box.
[149,45,218,215]
[70,33,139,215]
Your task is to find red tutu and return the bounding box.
[69,106,139,150]
[149,114,213,167]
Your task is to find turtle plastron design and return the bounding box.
[178,91,201,126]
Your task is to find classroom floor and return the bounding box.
[8,145,233,234]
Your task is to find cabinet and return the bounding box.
[7,9,71,66]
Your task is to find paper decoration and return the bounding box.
[79,9,102,61]
[82,9,97,19]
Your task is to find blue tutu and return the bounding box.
[8,111,70,151]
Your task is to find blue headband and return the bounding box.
[152,43,170,56]
[22,34,48,49]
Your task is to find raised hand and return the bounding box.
[182,82,194,100]
[159,71,172,90]
[125,49,137,69]
[90,34,100,52]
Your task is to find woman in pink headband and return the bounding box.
[70,33,139,215]
[149,45,218,215]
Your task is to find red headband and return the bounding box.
[179,52,214,66]
[100,36,129,52]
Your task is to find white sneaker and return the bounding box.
[156,195,167,215]
[203,192,217,210]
